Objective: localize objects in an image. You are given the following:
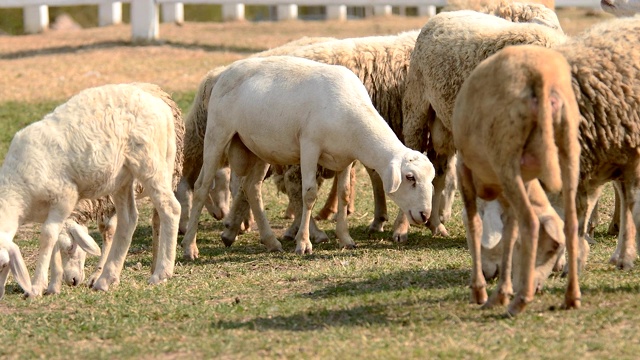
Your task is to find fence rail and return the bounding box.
[0,0,602,41]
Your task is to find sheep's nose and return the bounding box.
[419,211,429,224]
[72,277,79,286]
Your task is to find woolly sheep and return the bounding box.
[47,83,185,294]
[0,83,182,296]
[453,45,581,315]
[601,0,640,16]
[182,56,435,256]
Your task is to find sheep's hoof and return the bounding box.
[617,258,634,271]
[430,223,449,237]
[92,279,110,292]
[265,242,284,252]
[149,274,168,285]
[561,297,581,310]
[506,295,531,316]
[392,231,408,243]
[30,284,45,298]
[45,286,61,296]
[315,209,336,221]
[470,287,488,305]
[295,242,313,255]
[182,246,199,260]
[342,243,357,250]
[482,290,511,309]
[367,220,385,233]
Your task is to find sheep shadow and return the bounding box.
[0,40,265,60]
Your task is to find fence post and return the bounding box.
[326,5,346,20]
[373,5,392,15]
[276,4,298,20]
[162,3,185,24]
[99,1,123,26]
[23,5,49,34]
[417,5,436,16]
[222,4,245,21]
[131,0,159,41]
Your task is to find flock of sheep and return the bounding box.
[0,0,639,317]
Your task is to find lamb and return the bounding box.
[453,45,581,315]
[182,56,436,256]
[601,0,640,16]
[46,83,186,294]
[0,83,182,297]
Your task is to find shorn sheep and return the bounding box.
[483,17,640,273]
[0,83,182,297]
[182,56,435,256]
[453,45,581,315]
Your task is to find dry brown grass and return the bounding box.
[0,8,613,104]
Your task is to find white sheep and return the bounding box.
[453,45,581,315]
[601,0,640,16]
[182,56,436,255]
[0,83,182,296]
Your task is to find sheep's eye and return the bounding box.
[406,174,416,182]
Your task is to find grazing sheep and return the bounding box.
[0,83,182,296]
[46,83,185,293]
[453,45,581,315]
[182,56,435,256]
[601,0,640,16]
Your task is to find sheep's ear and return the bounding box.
[7,242,32,297]
[540,214,565,245]
[69,223,101,256]
[382,160,402,194]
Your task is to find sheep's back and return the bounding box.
[553,17,640,180]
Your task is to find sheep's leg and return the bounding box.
[483,200,517,309]
[92,182,138,291]
[46,246,63,295]
[427,155,451,237]
[203,168,232,221]
[335,164,356,249]
[282,166,329,244]
[392,212,410,243]
[610,180,627,264]
[176,178,192,235]
[296,149,322,255]
[221,188,251,247]
[151,209,160,274]
[366,166,389,233]
[88,214,116,287]
[457,160,487,305]
[439,154,458,224]
[502,180,539,317]
[31,204,75,297]
[148,186,181,285]
[608,182,621,236]
[242,160,282,252]
[615,178,637,270]
[315,176,338,221]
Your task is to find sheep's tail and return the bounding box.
[131,82,185,191]
[530,75,562,193]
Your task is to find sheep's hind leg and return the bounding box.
[147,184,181,285]
[282,165,329,244]
[334,164,356,249]
[92,181,138,292]
[88,214,116,287]
[242,161,282,252]
[366,166,389,233]
[458,160,487,305]
[221,188,252,247]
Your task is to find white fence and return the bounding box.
[0,0,601,41]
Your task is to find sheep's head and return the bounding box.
[383,150,435,226]
[0,237,32,298]
[57,220,101,287]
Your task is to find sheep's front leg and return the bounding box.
[88,214,116,287]
[148,189,181,285]
[282,166,329,244]
[483,201,517,309]
[221,188,252,247]
[46,246,63,295]
[365,167,388,233]
[242,161,282,252]
[335,164,356,249]
[92,183,138,292]
[458,160,487,305]
[31,205,73,296]
[296,151,323,255]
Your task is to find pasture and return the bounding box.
[1,8,638,359]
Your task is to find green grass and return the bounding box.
[1,95,639,359]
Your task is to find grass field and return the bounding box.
[1,8,639,360]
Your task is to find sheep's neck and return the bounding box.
[350,120,407,175]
